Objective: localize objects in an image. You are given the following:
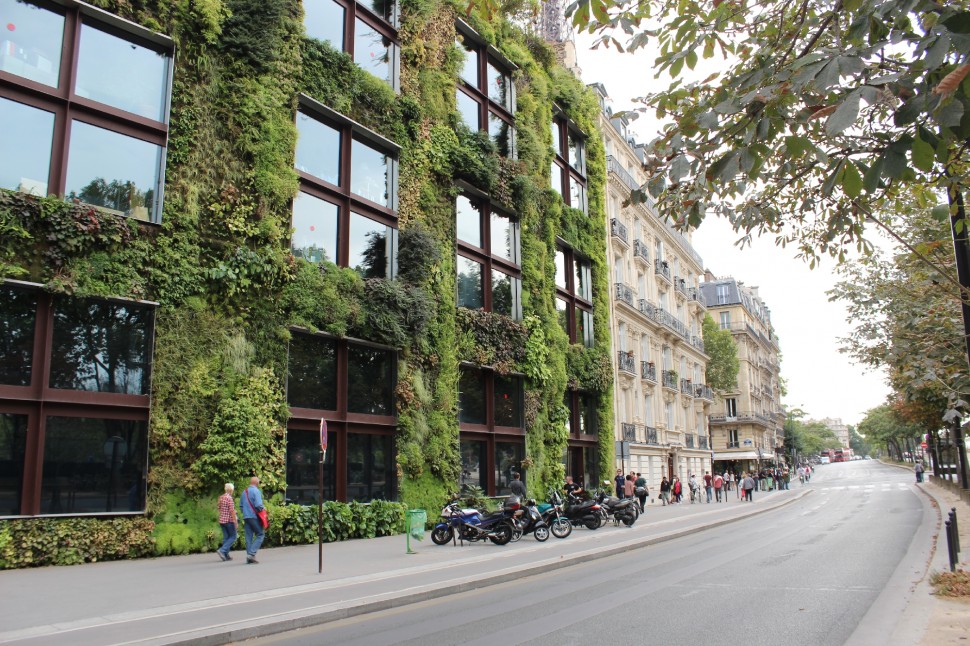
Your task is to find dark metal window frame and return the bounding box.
[555,242,593,347]
[0,280,155,518]
[457,363,524,436]
[552,110,587,213]
[0,0,174,224]
[565,389,597,439]
[455,181,522,320]
[294,96,400,276]
[455,19,517,158]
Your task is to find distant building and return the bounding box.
[700,273,784,471]
[818,417,851,448]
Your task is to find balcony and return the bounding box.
[618,351,636,374]
[614,282,634,307]
[685,433,695,448]
[610,218,629,246]
[727,441,740,449]
[638,299,661,324]
[662,370,678,390]
[688,287,706,308]
[708,411,775,428]
[694,384,714,400]
[641,361,657,381]
[680,378,694,396]
[654,259,671,283]
[646,426,659,444]
[621,422,637,442]
[690,335,705,352]
[674,277,687,296]
[699,435,709,449]
[633,239,651,265]
[606,155,641,193]
[658,308,690,339]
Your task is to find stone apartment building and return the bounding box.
[700,274,785,473]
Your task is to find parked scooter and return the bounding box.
[430,495,516,546]
[510,498,550,542]
[595,486,640,527]
[538,492,573,538]
[560,490,604,530]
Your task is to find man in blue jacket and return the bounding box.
[240,476,265,564]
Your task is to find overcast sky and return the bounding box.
[572,32,890,426]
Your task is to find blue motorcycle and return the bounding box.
[430,496,516,546]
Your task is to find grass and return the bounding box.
[930,569,970,598]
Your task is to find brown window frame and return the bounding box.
[552,112,587,213]
[0,0,173,224]
[455,19,516,158]
[555,243,594,347]
[565,390,598,439]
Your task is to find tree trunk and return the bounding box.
[947,183,970,488]
[930,427,942,477]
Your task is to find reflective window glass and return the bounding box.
[495,441,524,495]
[49,297,152,395]
[347,432,394,501]
[304,0,345,49]
[580,393,596,434]
[459,439,487,491]
[455,195,481,247]
[0,413,28,516]
[486,61,510,110]
[458,368,485,425]
[347,344,394,415]
[367,0,397,25]
[491,269,515,317]
[285,428,336,504]
[40,416,148,514]
[0,96,53,195]
[578,307,593,347]
[295,112,341,185]
[350,137,391,206]
[354,18,391,85]
[459,36,478,86]
[456,89,479,129]
[287,333,337,410]
[555,297,568,337]
[65,121,161,221]
[0,284,37,386]
[488,111,511,157]
[75,23,169,121]
[291,191,339,263]
[456,255,484,309]
[575,260,591,300]
[349,212,394,278]
[554,250,567,289]
[489,211,514,262]
[551,121,560,155]
[568,132,584,173]
[0,0,63,87]
[494,375,521,428]
[569,176,585,212]
[550,161,562,195]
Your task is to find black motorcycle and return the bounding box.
[560,491,604,530]
[595,491,640,527]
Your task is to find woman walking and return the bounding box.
[216,483,238,561]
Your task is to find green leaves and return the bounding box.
[825,89,861,136]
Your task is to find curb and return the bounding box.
[162,489,811,645]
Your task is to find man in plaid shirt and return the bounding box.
[217,483,238,561]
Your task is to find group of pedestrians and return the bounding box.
[216,476,267,564]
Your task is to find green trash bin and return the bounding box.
[406,509,427,554]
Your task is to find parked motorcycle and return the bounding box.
[560,491,604,530]
[430,495,516,546]
[510,498,550,542]
[538,492,573,538]
[595,491,639,526]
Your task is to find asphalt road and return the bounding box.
[245,461,928,646]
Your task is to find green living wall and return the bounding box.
[0,0,612,565]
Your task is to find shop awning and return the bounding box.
[712,451,763,461]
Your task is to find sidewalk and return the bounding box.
[0,486,804,645]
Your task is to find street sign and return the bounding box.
[320,418,328,455]
[921,442,928,449]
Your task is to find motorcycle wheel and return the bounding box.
[622,515,637,527]
[585,518,600,530]
[489,522,514,546]
[533,526,550,542]
[551,518,572,539]
[431,526,453,545]
[511,527,523,542]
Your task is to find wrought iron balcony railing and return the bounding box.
[618,351,636,374]
[641,361,657,381]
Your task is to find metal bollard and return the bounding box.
[950,508,960,556]
[946,520,957,572]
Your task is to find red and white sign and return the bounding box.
[320,418,328,454]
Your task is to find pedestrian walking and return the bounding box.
[241,476,266,564]
[635,472,648,511]
[672,476,683,504]
[742,472,755,502]
[216,482,238,561]
[659,476,670,505]
[713,472,723,502]
[509,471,527,497]
[703,471,713,503]
[624,474,636,499]
[614,469,625,499]
[734,471,742,498]
[915,461,924,483]
[688,474,699,503]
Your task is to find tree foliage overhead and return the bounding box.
[570,0,970,264]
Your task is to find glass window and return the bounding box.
[368,0,397,26]
[486,61,511,110]
[295,112,341,185]
[489,211,515,262]
[65,120,161,221]
[579,392,596,434]
[459,36,478,86]
[555,297,568,336]
[554,250,567,289]
[285,429,335,504]
[0,284,37,386]
[568,132,584,173]
[495,441,524,495]
[458,368,486,425]
[578,307,593,347]
[304,0,345,49]
[40,416,148,514]
[551,120,560,154]
[348,211,394,278]
[456,255,484,309]
[347,432,394,501]
[49,297,153,395]
[575,260,591,300]
[347,344,394,415]
[491,269,515,317]
[354,17,392,85]
[291,192,339,263]
[455,195,482,247]
[75,23,169,121]
[460,439,486,491]
[569,176,586,212]
[0,413,28,516]
[287,333,337,410]
[0,0,64,87]
[350,137,391,206]
[494,375,522,428]
[550,162,563,195]
[488,112,512,157]
[0,97,53,195]
[456,89,479,129]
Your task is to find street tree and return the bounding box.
[701,313,740,394]
[858,403,923,460]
